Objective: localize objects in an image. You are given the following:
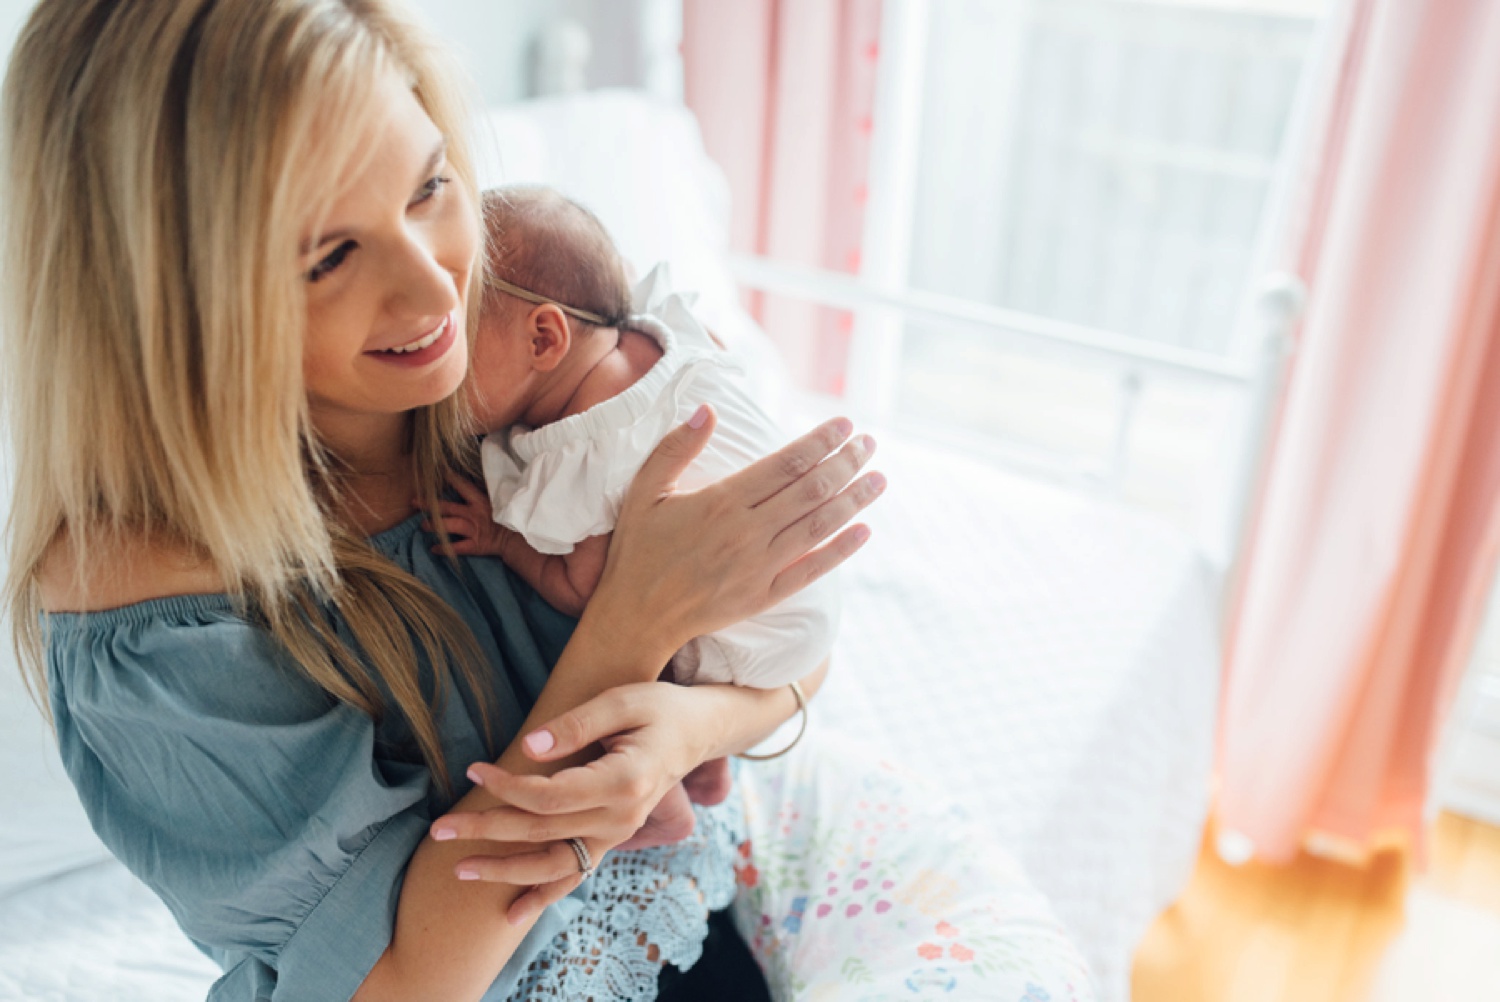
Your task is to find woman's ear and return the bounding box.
[526,303,572,372]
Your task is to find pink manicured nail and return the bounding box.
[688,404,710,429]
[432,827,456,841]
[853,525,872,544]
[457,868,480,881]
[525,729,555,755]
[466,766,484,786]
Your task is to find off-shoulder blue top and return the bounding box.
[44,514,744,1001]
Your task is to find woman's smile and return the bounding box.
[367,310,459,367]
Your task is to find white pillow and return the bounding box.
[473,89,790,417]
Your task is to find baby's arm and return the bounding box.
[421,475,608,618]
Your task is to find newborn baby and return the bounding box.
[433,186,840,846]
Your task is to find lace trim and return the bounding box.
[506,794,746,1001]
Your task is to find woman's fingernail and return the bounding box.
[432,826,457,841]
[833,417,853,438]
[457,868,481,881]
[688,404,710,429]
[860,434,877,457]
[867,471,887,493]
[467,766,484,786]
[525,729,556,756]
[854,525,872,544]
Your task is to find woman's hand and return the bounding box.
[431,682,708,922]
[587,406,884,663]
[429,662,827,924]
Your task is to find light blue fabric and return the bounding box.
[44,513,742,1001]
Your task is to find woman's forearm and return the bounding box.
[694,657,829,760]
[357,613,667,1001]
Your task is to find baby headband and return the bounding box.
[484,275,610,326]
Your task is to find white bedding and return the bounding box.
[813,434,1220,1002]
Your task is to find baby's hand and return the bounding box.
[425,473,607,618]
[419,473,513,557]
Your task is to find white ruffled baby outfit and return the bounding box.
[481,264,838,687]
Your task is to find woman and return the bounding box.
[1,2,881,999]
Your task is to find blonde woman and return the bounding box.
[1,2,882,1000]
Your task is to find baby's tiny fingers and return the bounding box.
[445,471,490,506]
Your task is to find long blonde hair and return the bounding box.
[2,0,495,785]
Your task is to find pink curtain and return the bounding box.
[1219,0,1500,865]
[681,0,882,394]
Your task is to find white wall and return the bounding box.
[0,1,671,108]
[412,0,660,104]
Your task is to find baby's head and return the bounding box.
[467,186,632,430]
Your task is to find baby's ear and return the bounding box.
[527,303,571,372]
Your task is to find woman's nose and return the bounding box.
[385,225,463,318]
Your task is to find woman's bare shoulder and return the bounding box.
[37,527,226,613]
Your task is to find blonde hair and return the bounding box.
[3,0,495,786]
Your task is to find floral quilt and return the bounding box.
[731,733,1096,1001]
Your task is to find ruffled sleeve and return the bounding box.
[44,595,574,1002]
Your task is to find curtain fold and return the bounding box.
[681,0,882,394]
[1219,0,1500,865]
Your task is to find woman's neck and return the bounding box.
[311,407,419,535]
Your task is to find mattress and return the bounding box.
[0,434,1217,1002]
[815,434,1221,1002]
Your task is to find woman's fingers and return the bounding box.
[756,431,876,523]
[769,522,874,606]
[765,467,886,571]
[455,840,589,886]
[511,685,654,765]
[629,404,717,500]
[463,759,641,816]
[430,804,624,844]
[725,416,855,507]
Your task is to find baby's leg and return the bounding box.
[683,757,733,806]
[617,782,697,850]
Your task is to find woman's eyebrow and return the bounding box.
[418,138,448,182]
[300,139,450,255]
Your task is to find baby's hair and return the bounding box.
[482,186,632,330]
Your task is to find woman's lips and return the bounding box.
[366,312,458,368]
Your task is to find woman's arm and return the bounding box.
[356,411,878,1001]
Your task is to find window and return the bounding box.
[855,0,1322,545]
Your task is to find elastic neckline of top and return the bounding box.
[43,513,428,628]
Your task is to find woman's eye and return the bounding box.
[414,174,452,205]
[306,239,355,283]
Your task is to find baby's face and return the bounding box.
[464,303,536,432]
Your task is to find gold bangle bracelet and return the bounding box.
[736,680,808,761]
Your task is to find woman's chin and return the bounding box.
[387,327,471,410]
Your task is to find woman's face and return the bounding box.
[299,71,479,430]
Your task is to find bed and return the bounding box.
[0,91,1220,1002]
